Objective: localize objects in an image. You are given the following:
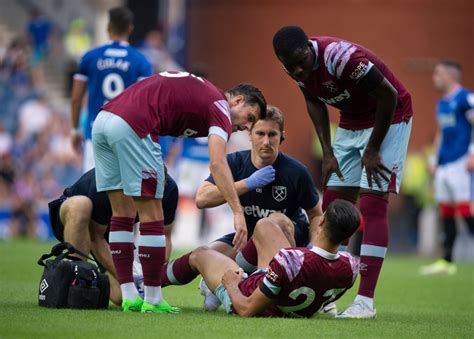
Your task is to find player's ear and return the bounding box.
[280,131,286,144]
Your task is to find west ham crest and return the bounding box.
[272,186,287,202]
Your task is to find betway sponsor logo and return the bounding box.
[243,205,286,218]
[318,89,350,105]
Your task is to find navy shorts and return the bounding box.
[214,220,309,247]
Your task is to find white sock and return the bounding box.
[121,282,140,301]
[355,294,374,309]
[144,286,163,305]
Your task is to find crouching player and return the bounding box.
[47,168,178,305]
[189,199,360,317]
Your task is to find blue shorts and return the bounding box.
[92,110,165,199]
[327,119,412,193]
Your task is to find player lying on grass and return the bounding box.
[160,106,323,297]
[189,199,360,317]
[47,168,178,305]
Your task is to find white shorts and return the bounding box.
[435,156,474,203]
[327,119,412,193]
[83,139,95,173]
[175,159,210,197]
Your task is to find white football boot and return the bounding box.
[319,302,338,316]
[199,278,221,311]
[336,300,377,319]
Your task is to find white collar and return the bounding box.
[108,40,129,46]
[309,245,339,260]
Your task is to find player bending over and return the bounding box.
[47,168,178,305]
[189,199,360,318]
[92,71,266,313]
[273,25,413,318]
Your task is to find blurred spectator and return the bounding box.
[26,7,53,88]
[18,92,52,137]
[0,124,13,156]
[63,18,92,95]
[398,151,434,248]
[139,29,184,72]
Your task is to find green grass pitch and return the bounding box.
[1,239,473,338]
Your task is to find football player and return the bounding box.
[92,71,266,313]
[273,25,413,318]
[70,6,152,172]
[192,199,360,318]
[420,61,474,275]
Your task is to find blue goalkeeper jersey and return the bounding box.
[75,40,152,139]
[437,87,474,165]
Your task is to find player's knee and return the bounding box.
[189,245,211,268]
[254,217,280,241]
[268,213,295,241]
[61,196,93,227]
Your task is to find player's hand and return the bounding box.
[466,154,474,172]
[244,165,276,190]
[222,268,244,288]
[71,129,83,154]
[361,147,391,190]
[232,212,248,252]
[322,153,344,188]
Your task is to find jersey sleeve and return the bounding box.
[259,255,288,299]
[74,51,92,82]
[324,41,373,83]
[295,165,319,209]
[259,249,305,298]
[207,100,233,142]
[163,175,179,225]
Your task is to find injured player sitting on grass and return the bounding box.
[189,199,360,317]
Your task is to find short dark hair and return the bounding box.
[227,84,267,119]
[438,60,462,72]
[273,25,309,58]
[324,200,360,245]
[108,7,134,35]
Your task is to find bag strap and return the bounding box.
[37,242,97,267]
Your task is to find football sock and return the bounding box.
[439,204,456,262]
[109,217,138,300]
[457,202,474,236]
[322,190,357,212]
[442,217,456,262]
[161,252,197,287]
[358,193,388,299]
[139,220,166,305]
[236,239,258,273]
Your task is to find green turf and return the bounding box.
[1,240,473,338]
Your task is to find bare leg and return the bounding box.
[164,223,173,260]
[60,196,93,259]
[189,246,240,292]
[253,217,292,269]
[209,241,238,259]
